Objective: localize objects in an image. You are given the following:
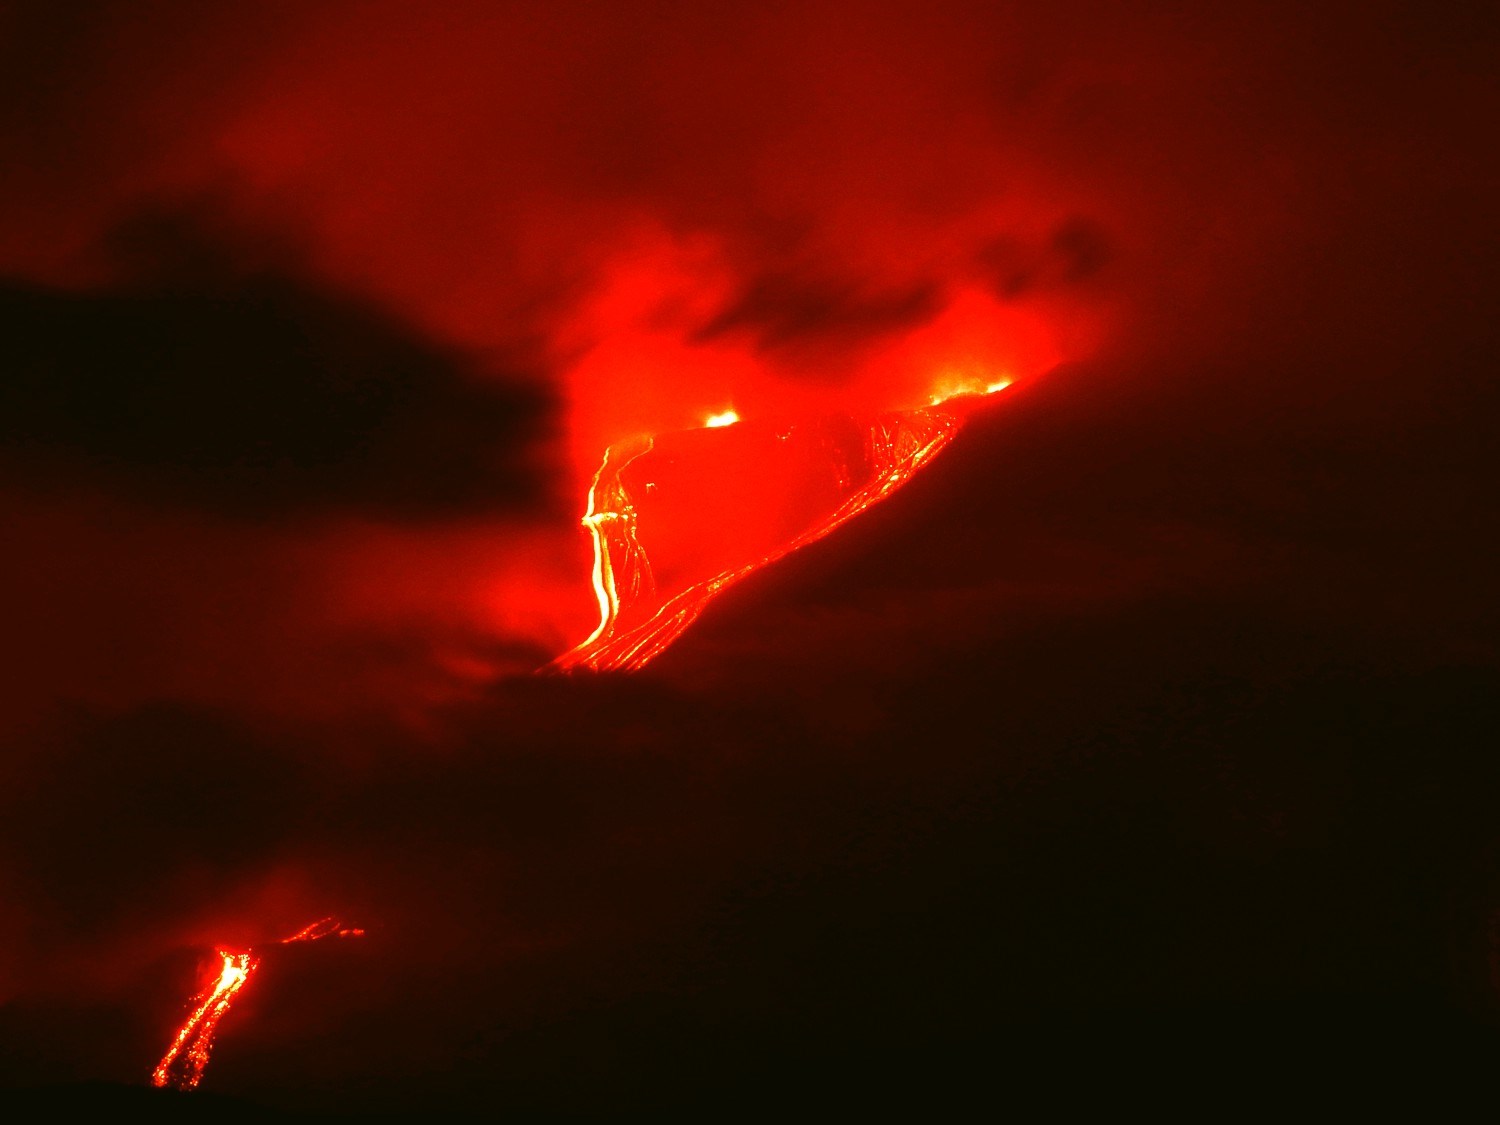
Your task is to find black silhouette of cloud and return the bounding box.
[0,207,556,520]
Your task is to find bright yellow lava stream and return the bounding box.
[151,917,362,1091]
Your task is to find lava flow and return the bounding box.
[552,381,1009,673]
[151,917,363,1092]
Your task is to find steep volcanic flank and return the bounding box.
[552,393,996,672]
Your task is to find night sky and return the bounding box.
[1,0,1496,1113]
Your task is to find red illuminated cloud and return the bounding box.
[0,3,1185,461]
[0,3,1157,717]
[0,0,1489,719]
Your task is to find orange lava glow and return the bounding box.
[281,917,366,943]
[551,383,1002,674]
[704,410,740,428]
[150,950,259,1091]
[151,917,361,1092]
[929,374,1012,405]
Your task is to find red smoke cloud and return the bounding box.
[0,1,1304,436]
[0,0,1357,723]
[0,0,1142,725]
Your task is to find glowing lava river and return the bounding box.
[552,383,1008,672]
[152,918,363,1091]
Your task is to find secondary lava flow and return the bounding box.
[151,917,363,1092]
[552,380,1009,673]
